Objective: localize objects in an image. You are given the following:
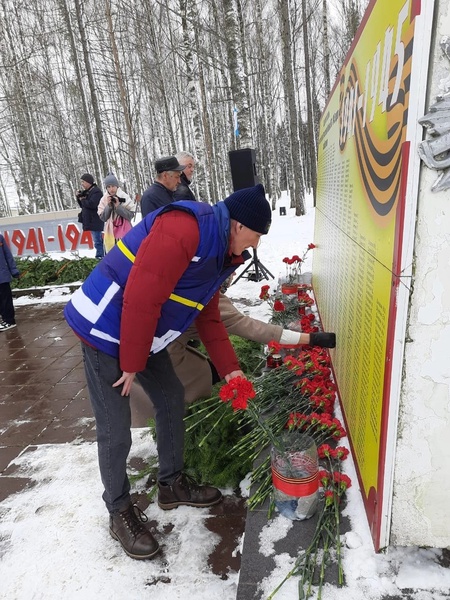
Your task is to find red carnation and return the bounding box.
[219,376,256,412]
[273,299,285,312]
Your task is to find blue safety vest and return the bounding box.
[64,201,245,358]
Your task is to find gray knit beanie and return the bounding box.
[103,172,119,187]
[224,184,271,234]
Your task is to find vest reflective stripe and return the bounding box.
[169,293,204,311]
[90,327,120,344]
[71,281,120,324]
[117,239,135,263]
[151,328,180,354]
[118,242,206,311]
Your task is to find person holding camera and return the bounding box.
[98,173,136,253]
[76,173,105,259]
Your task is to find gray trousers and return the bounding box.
[81,343,185,513]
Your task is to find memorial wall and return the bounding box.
[313,0,434,549]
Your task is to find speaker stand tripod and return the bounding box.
[233,249,274,284]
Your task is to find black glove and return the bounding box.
[309,332,336,348]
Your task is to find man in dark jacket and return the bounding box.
[140,156,185,217]
[77,173,104,259]
[173,151,196,202]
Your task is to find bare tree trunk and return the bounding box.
[322,0,331,97]
[165,0,188,151]
[254,0,277,199]
[180,0,210,201]
[0,174,12,217]
[278,0,305,215]
[236,0,253,137]
[199,62,218,202]
[343,0,362,49]
[146,14,177,153]
[58,0,102,182]
[301,0,317,202]
[32,5,71,211]
[73,0,108,176]
[222,0,252,149]
[105,0,141,190]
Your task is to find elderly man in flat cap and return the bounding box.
[140,156,185,217]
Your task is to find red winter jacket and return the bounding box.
[120,210,240,377]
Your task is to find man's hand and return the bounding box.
[112,371,136,396]
[225,370,245,382]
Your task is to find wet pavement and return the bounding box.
[0,302,245,579]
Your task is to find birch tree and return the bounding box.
[73,0,108,176]
[301,0,317,200]
[322,0,331,97]
[179,0,210,201]
[278,0,305,215]
[57,0,102,182]
[222,0,252,149]
[104,0,141,190]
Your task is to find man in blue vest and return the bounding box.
[65,183,272,560]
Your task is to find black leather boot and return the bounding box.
[109,504,160,559]
[158,473,222,510]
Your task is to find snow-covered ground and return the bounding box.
[2,191,450,599]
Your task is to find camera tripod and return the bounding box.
[233,249,274,284]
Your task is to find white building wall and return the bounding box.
[391,1,450,546]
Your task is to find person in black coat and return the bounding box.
[76,173,104,258]
[140,156,185,217]
[173,151,196,202]
[0,234,20,331]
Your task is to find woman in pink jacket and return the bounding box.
[98,173,136,253]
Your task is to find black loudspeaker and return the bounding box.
[228,148,259,191]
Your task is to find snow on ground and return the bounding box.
[3,191,450,599]
[0,431,237,600]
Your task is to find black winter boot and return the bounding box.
[109,504,160,560]
[158,473,222,510]
[309,332,336,348]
